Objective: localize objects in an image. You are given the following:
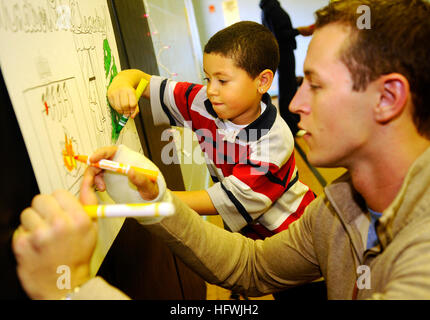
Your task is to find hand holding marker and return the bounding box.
[112,78,149,142]
[74,155,159,182]
[75,154,170,219]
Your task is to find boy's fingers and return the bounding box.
[107,94,115,109]
[120,90,131,116]
[131,106,140,119]
[114,94,121,113]
[129,90,137,108]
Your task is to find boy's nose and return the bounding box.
[206,83,218,97]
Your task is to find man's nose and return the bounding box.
[289,83,310,115]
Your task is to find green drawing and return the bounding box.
[104,38,122,142]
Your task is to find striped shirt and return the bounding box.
[150,76,315,239]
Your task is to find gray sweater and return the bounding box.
[74,147,430,299]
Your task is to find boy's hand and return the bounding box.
[80,146,159,202]
[107,79,139,118]
[107,69,151,119]
[12,190,97,300]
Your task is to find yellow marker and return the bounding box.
[84,202,174,218]
[74,155,159,182]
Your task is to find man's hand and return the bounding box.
[80,146,159,202]
[12,190,97,300]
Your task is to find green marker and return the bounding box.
[113,78,149,142]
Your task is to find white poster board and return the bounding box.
[0,0,143,274]
[0,0,143,194]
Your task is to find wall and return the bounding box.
[192,0,328,95]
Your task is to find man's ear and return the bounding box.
[374,73,410,124]
[256,69,274,94]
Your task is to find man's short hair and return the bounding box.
[315,0,430,138]
[204,21,280,79]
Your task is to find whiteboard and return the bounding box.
[0,0,144,275]
[0,0,143,196]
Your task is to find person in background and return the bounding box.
[260,0,314,136]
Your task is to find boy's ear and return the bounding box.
[373,73,410,124]
[256,69,274,94]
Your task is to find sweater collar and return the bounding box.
[325,146,430,251]
[377,146,430,248]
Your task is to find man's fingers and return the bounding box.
[53,190,90,223]
[80,167,100,205]
[12,227,33,261]
[128,168,159,200]
[31,194,65,223]
[20,208,46,232]
[94,174,106,192]
[89,146,118,162]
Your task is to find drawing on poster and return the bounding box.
[63,133,77,172]
[103,38,123,141]
[0,0,143,194]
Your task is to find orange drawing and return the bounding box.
[62,134,77,171]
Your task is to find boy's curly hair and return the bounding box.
[204,21,280,79]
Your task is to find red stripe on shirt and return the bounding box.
[173,82,203,122]
[231,154,296,201]
[273,188,316,233]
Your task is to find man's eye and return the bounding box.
[219,80,227,84]
[204,77,210,83]
[309,84,321,90]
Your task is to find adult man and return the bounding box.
[13,0,430,299]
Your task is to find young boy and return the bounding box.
[108,21,315,239]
